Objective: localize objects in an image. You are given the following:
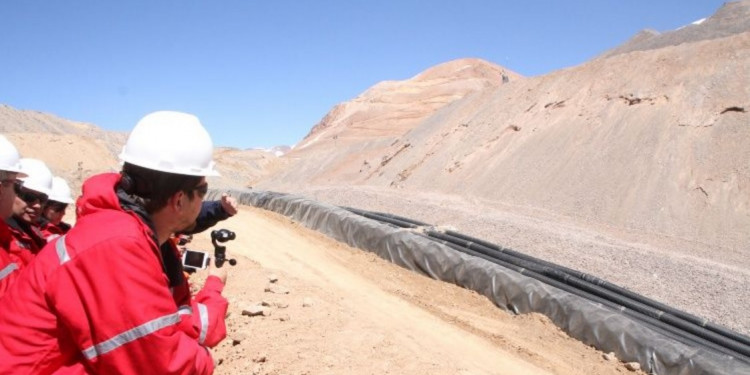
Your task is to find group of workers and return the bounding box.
[0,111,237,374]
[0,145,75,294]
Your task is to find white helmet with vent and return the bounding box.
[49,176,75,204]
[19,158,53,195]
[119,111,219,177]
[0,135,27,177]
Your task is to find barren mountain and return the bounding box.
[212,147,281,189]
[260,58,519,186]
[298,58,517,150]
[0,104,277,192]
[0,105,126,192]
[603,0,750,57]
[252,1,750,334]
[259,1,750,256]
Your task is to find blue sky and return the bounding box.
[0,1,727,149]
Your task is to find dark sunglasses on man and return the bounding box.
[192,183,209,199]
[18,187,49,206]
[1,179,24,194]
[47,201,68,212]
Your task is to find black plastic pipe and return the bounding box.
[343,207,750,361]
[428,230,750,359]
[344,207,420,229]
[367,209,431,227]
[427,235,750,363]
[444,230,750,348]
[345,207,750,350]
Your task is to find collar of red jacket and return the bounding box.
[78,172,184,287]
[78,172,156,240]
[6,215,45,250]
[77,173,122,219]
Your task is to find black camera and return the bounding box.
[211,229,236,244]
[211,229,237,268]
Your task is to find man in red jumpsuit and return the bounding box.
[0,135,27,298]
[40,176,76,241]
[6,158,54,267]
[0,111,228,374]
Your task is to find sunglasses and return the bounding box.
[191,183,209,199]
[47,202,68,212]
[1,179,23,194]
[18,187,48,206]
[177,235,193,246]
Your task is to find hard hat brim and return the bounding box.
[1,165,28,178]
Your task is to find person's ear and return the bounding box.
[172,191,185,211]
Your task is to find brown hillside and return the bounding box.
[264,58,519,185]
[603,0,750,57]
[0,105,126,193]
[0,105,277,194]
[261,10,750,255]
[359,31,750,252]
[254,2,750,334]
[298,58,518,149]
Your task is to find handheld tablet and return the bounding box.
[182,250,209,271]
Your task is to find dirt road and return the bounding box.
[189,206,639,374]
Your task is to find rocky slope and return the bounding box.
[258,58,519,186]
[247,1,750,334]
[603,0,750,57]
[259,1,750,256]
[0,104,277,192]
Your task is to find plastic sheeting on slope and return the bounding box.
[209,189,750,375]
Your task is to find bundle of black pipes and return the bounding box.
[342,206,750,364]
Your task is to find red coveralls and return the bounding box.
[0,173,220,374]
[6,217,45,268]
[41,220,72,242]
[167,238,228,348]
[0,221,19,298]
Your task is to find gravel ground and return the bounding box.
[280,185,750,336]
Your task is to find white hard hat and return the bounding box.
[119,111,219,177]
[49,176,75,204]
[18,158,53,196]
[0,135,28,177]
